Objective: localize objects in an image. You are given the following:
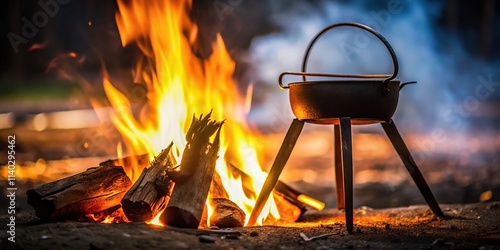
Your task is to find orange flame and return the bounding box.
[105,0,279,225]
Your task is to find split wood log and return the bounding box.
[26,165,132,221]
[160,113,223,228]
[208,198,246,228]
[121,143,175,222]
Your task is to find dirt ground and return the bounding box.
[1,202,499,250]
[1,112,499,250]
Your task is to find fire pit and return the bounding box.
[248,22,445,232]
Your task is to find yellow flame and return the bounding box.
[206,196,213,227]
[101,216,114,224]
[147,210,165,227]
[107,0,279,226]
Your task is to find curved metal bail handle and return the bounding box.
[278,72,390,90]
[301,22,399,95]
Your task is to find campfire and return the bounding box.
[3,0,500,248]
[25,0,324,228]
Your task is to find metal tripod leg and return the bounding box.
[247,119,305,226]
[340,117,354,233]
[334,125,345,210]
[381,119,445,217]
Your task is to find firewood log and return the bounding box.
[208,198,245,228]
[160,113,223,228]
[121,143,175,222]
[26,165,132,221]
[101,153,318,221]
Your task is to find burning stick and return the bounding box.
[226,163,324,212]
[121,143,175,222]
[26,165,132,221]
[160,113,223,228]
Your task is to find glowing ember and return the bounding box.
[298,194,325,211]
[86,208,129,224]
[105,0,279,225]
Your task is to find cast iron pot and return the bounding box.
[278,22,415,125]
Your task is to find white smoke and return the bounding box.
[249,0,498,133]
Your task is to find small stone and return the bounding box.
[122,233,131,238]
[359,206,373,211]
[199,235,216,243]
[40,235,50,240]
[384,224,391,230]
[249,231,259,237]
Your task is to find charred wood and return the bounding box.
[121,143,175,222]
[26,165,132,221]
